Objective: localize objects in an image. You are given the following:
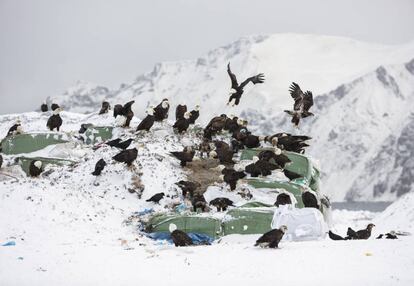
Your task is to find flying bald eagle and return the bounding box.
[227,63,265,106]
[284,82,314,126]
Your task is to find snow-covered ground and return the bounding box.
[1,111,413,285]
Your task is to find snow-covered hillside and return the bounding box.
[52,34,414,201]
[1,111,413,286]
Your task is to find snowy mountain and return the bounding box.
[53,34,414,201]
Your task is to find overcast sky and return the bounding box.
[1,0,413,114]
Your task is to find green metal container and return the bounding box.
[247,179,306,208]
[0,133,69,155]
[222,208,274,235]
[17,156,76,176]
[83,126,114,145]
[146,214,222,239]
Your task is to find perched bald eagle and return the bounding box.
[112,148,138,166]
[173,112,191,133]
[40,103,48,112]
[222,168,246,190]
[209,197,234,211]
[170,229,193,247]
[92,159,106,176]
[188,105,200,124]
[170,146,195,167]
[51,103,60,111]
[255,225,287,248]
[227,63,265,106]
[275,193,292,207]
[175,180,201,198]
[46,108,63,131]
[6,121,23,137]
[347,223,375,240]
[154,99,169,121]
[99,101,111,115]
[29,160,43,177]
[175,104,187,121]
[136,107,155,132]
[146,192,165,204]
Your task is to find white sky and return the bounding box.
[0,0,413,114]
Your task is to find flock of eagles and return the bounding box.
[1,63,397,247]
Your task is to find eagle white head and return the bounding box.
[34,161,42,169]
[168,223,177,233]
[162,99,169,109]
[216,164,226,171]
[274,147,282,155]
[194,105,200,111]
[234,164,244,172]
[279,225,288,233]
[237,118,244,126]
[271,137,278,146]
[53,107,63,115]
[208,150,217,158]
[184,111,191,120]
[16,125,24,134]
[252,156,260,163]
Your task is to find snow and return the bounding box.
[51,33,414,201]
[1,110,413,285]
[375,191,414,233]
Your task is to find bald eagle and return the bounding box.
[227,63,265,106]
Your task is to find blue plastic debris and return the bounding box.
[174,203,188,213]
[133,208,154,216]
[2,241,16,246]
[146,232,215,245]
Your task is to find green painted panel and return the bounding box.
[84,126,114,145]
[18,156,76,176]
[0,133,69,155]
[223,208,274,235]
[239,201,273,208]
[247,179,305,208]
